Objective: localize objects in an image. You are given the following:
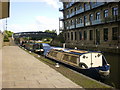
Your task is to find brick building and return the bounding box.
[59,2,120,50]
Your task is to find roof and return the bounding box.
[51,47,102,55]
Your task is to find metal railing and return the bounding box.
[85,22,90,26]
[85,5,90,11]
[76,8,84,14]
[59,27,64,31]
[91,2,105,9]
[70,25,75,29]
[59,7,64,11]
[70,12,75,17]
[91,19,103,25]
[76,23,84,28]
[102,15,120,23]
[66,15,70,18]
[59,17,64,21]
[66,26,70,30]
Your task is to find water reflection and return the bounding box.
[104,53,120,89]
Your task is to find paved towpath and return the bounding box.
[0,33,2,89]
[2,45,82,88]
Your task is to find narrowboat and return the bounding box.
[45,48,110,80]
[24,42,44,54]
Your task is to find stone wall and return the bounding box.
[50,42,120,54]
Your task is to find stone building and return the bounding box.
[59,2,120,50]
[0,0,10,19]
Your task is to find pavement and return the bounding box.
[0,33,2,89]
[2,38,82,88]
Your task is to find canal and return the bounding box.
[103,53,120,89]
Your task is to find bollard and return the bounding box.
[38,55,40,57]
[55,63,60,68]
[74,47,77,50]
[29,51,31,53]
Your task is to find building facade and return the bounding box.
[59,2,120,49]
[0,0,10,19]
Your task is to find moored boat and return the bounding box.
[45,48,110,80]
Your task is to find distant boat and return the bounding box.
[45,47,110,80]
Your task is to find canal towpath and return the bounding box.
[2,41,82,88]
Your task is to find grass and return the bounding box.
[21,47,112,88]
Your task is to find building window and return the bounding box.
[104,9,108,18]
[64,33,67,40]
[71,9,73,13]
[75,32,77,40]
[103,28,108,41]
[84,31,87,40]
[79,31,82,40]
[112,7,118,16]
[67,10,69,15]
[96,12,100,20]
[89,30,93,40]
[89,14,94,22]
[112,27,118,40]
[68,33,70,40]
[71,32,73,40]
[75,7,77,12]
[71,20,74,25]
[79,18,82,23]
[84,16,87,23]
[75,19,77,24]
[84,3,87,10]
[79,5,82,10]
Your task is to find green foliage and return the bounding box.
[4,35,9,42]
[53,32,65,43]
[45,29,57,34]
[42,37,52,43]
[4,30,13,37]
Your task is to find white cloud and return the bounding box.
[7,16,59,34]
[10,0,62,9]
[41,0,59,9]
[36,16,59,34]
[7,24,40,33]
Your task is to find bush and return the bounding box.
[4,35,9,42]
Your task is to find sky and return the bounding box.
[0,0,63,34]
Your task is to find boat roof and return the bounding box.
[51,47,101,55]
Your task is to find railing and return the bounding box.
[70,25,75,29]
[92,19,103,25]
[59,7,64,11]
[102,15,120,23]
[85,5,90,11]
[70,12,75,17]
[91,2,105,9]
[76,8,84,14]
[59,17,64,21]
[85,22,90,26]
[59,27,64,31]
[66,27,69,30]
[76,23,84,28]
[66,15,70,18]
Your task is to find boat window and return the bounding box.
[102,56,107,66]
[49,51,54,56]
[52,52,58,57]
[63,54,69,61]
[70,56,77,64]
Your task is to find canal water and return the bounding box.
[103,53,120,89]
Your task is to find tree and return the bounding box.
[45,29,57,34]
[52,32,65,43]
[4,30,13,37]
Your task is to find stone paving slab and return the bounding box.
[0,33,3,89]
[2,46,82,88]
